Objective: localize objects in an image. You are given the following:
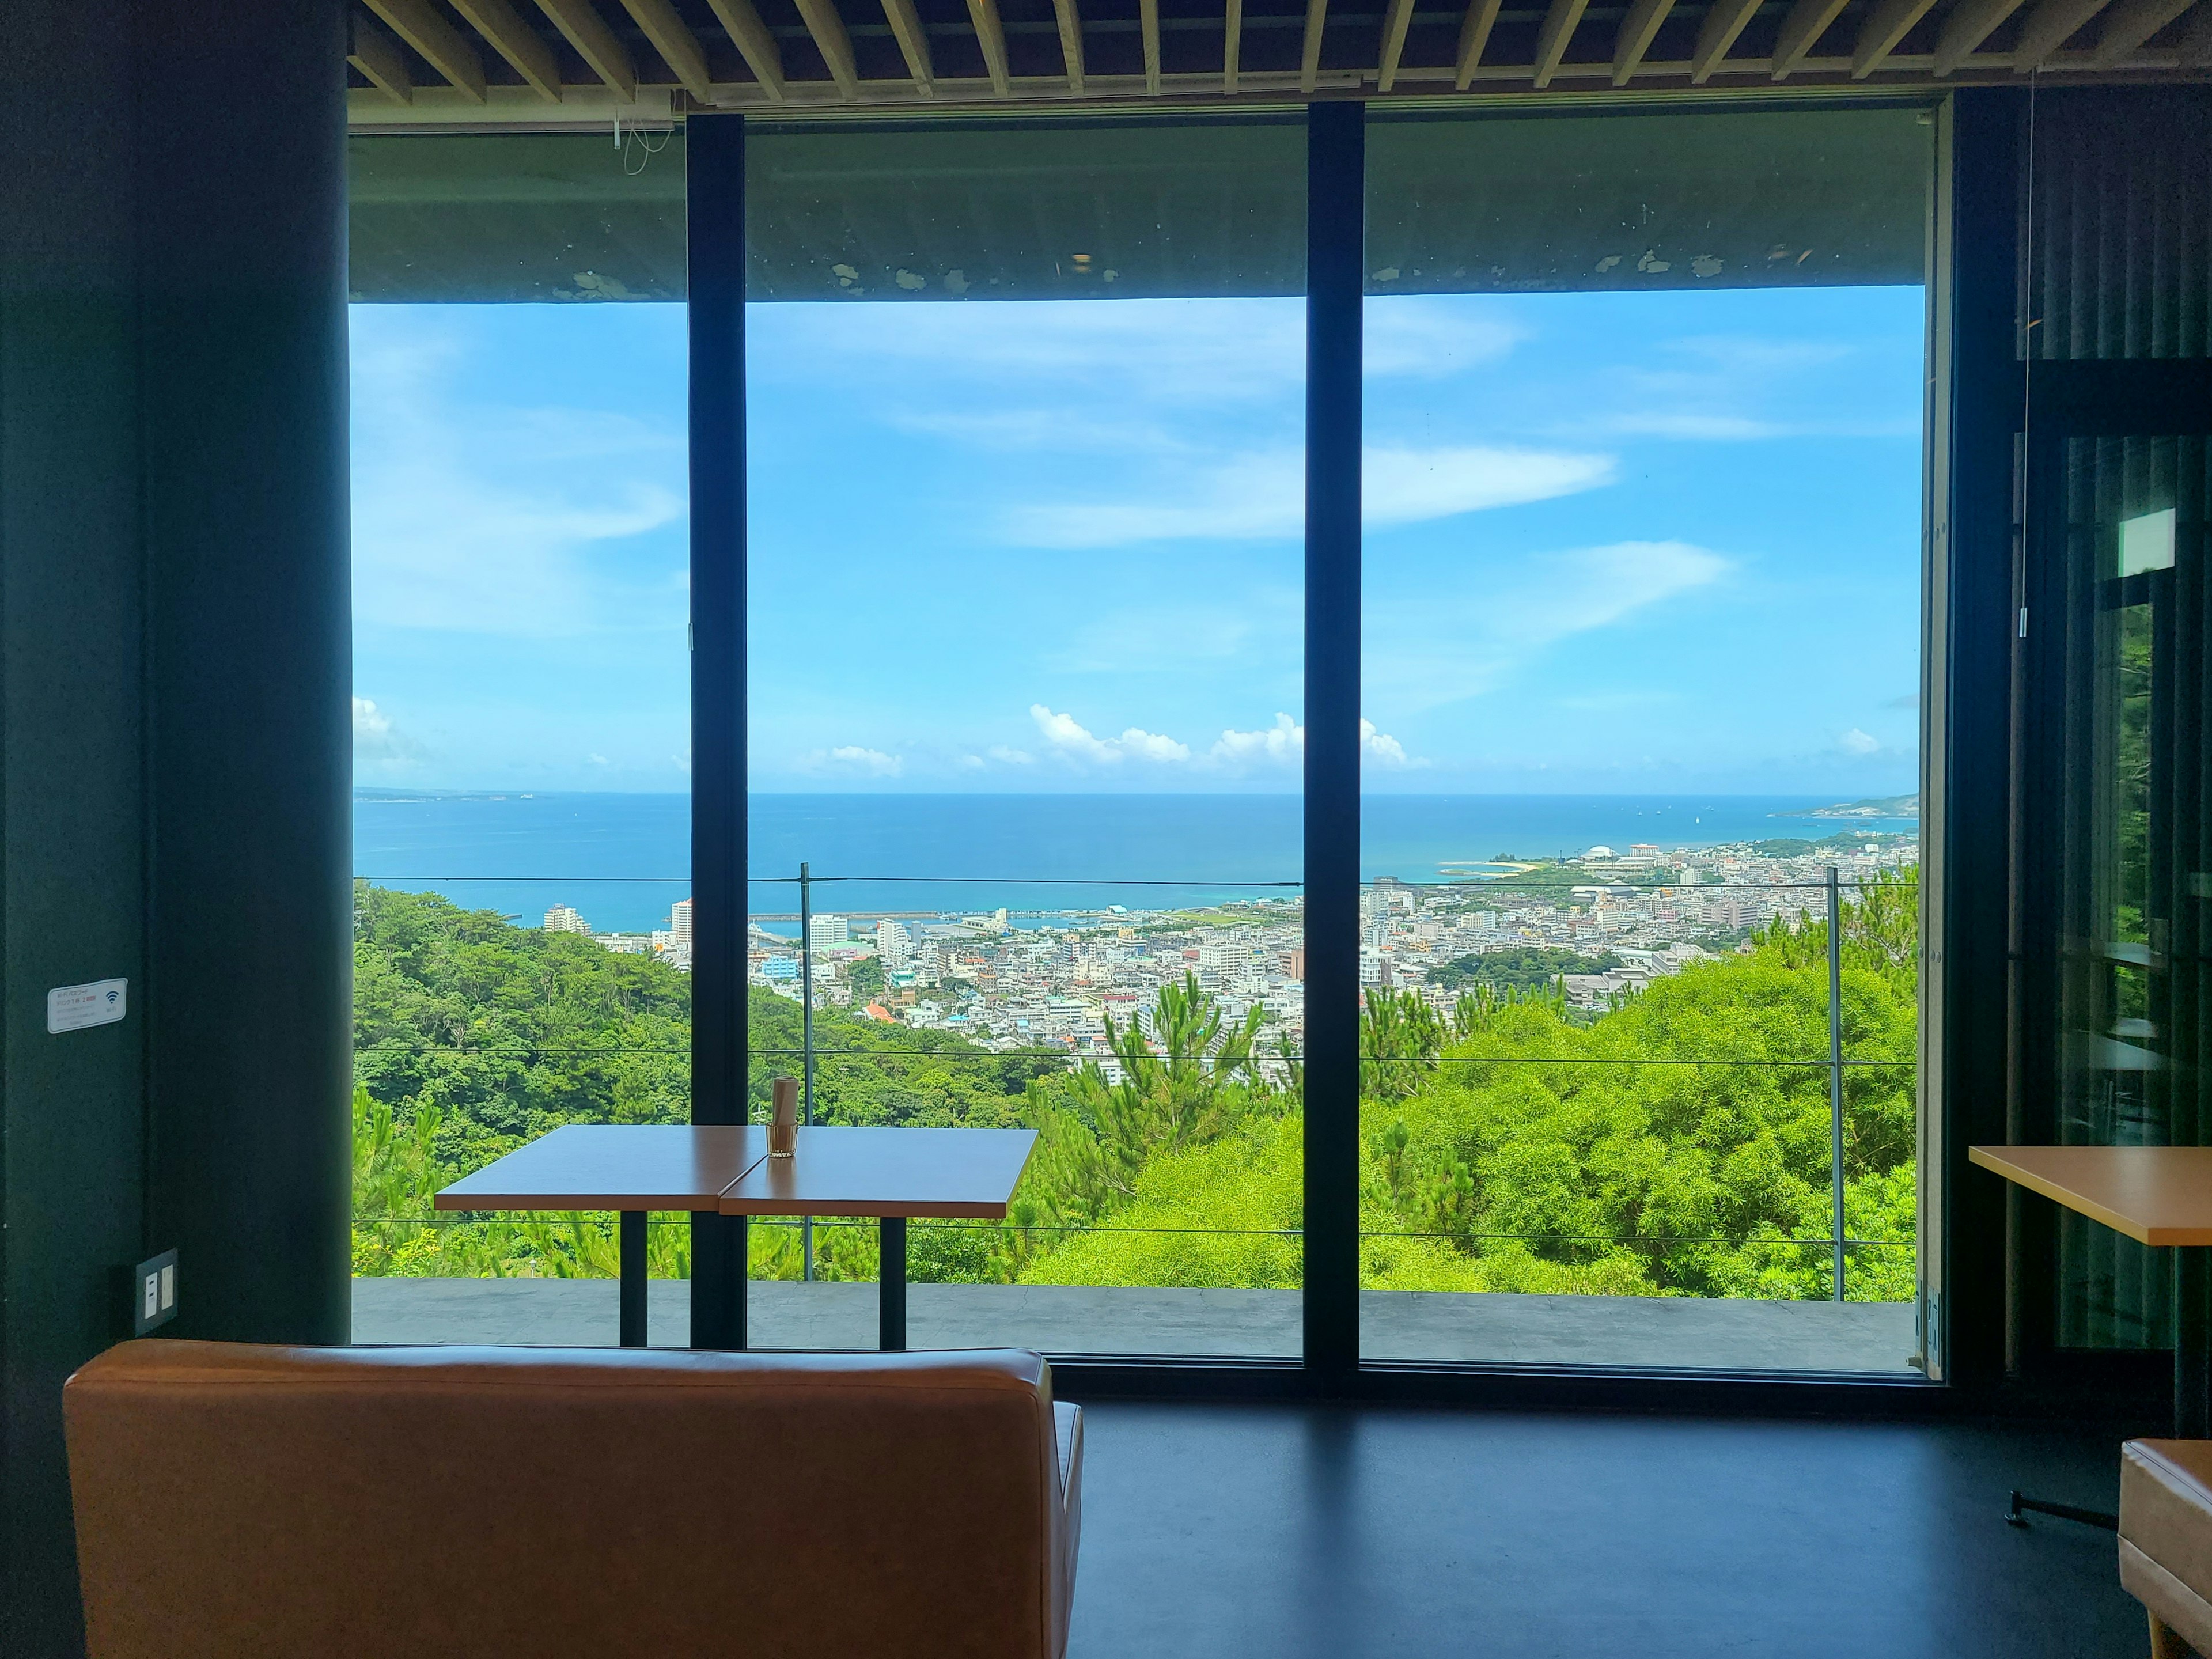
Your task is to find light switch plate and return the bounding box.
[132,1248,177,1335]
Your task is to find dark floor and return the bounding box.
[1061,1402,2153,1658]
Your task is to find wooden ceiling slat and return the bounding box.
[1456,0,1503,86]
[349,11,414,103]
[365,0,488,100]
[616,0,713,97]
[704,0,788,98]
[967,0,1013,93]
[880,0,937,93]
[792,0,861,96]
[1377,0,1418,89]
[1141,0,1162,92]
[1053,0,1087,90]
[1931,0,2027,71]
[2010,0,2116,63]
[1688,0,1763,80]
[1850,0,1941,74]
[2090,0,2197,59]
[1770,0,1853,74]
[1225,0,1244,91]
[1611,0,1674,82]
[450,0,563,99]
[1300,0,1327,92]
[1532,0,1592,84]
[535,0,638,96]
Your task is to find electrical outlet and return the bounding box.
[132,1248,177,1336]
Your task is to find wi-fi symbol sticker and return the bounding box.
[105,990,120,1005]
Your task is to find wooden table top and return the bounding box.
[718,1126,1039,1219]
[1968,1145,2212,1247]
[435,1124,768,1212]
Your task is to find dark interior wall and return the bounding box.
[0,2,351,1652]
[0,4,150,1653]
[137,0,354,1351]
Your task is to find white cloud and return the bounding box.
[1361,719,1412,767]
[827,745,904,776]
[1004,444,1611,549]
[987,744,1035,766]
[1363,300,1525,378]
[349,321,685,638]
[352,696,419,763]
[1839,728,1881,756]
[1365,540,1730,714]
[1030,704,1190,766]
[1211,713,1303,767]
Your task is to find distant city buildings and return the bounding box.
[543,904,589,935]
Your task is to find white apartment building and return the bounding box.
[544,904,589,935]
[808,914,849,948]
[671,897,692,946]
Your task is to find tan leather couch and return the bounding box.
[2122,1439,2212,1658]
[65,1340,1082,1659]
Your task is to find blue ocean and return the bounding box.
[353,792,1918,934]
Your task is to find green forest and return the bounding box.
[353,876,1918,1301]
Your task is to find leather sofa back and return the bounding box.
[65,1340,1079,1659]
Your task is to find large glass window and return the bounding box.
[743,119,1308,1357]
[1356,107,1931,1372]
[346,134,695,1344]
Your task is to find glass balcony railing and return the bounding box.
[351,854,1918,1373]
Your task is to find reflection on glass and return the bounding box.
[1357,107,1930,1372]
[744,119,1308,1357]
[2053,437,2211,1349]
[345,135,694,1317]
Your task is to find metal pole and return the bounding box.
[800,860,815,1282]
[1827,866,1847,1303]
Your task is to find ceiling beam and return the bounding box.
[1054,0,1086,89]
[1930,0,2027,71]
[705,0,787,97]
[616,0,713,98]
[1455,0,1503,86]
[365,0,488,100]
[880,0,936,93]
[535,0,637,96]
[1769,0,1850,72]
[791,0,859,96]
[1849,0,1938,74]
[1141,0,1162,91]
[1688,0,1762,81]
[1301,0,1327,92]
[2088,0,2192,58]
[967,0,1013,93]
[450,0,563,99]
[1377,0,1417,88]
[349,11,414,103]
[1611,0,1673,82]
[1224,0,1243,91]
[2010,0,2115,63]
[1531,0,1590,84]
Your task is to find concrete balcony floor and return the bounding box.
[352,1278,1920,1373]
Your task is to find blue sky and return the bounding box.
[351,282,1923,797]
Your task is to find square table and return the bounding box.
[436,1124,768,1348]
[1970,1145,2212,1529]
[719,1126,1039,1351]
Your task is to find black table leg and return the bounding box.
[688,1212,748,1350]
[619,1209,647,1349]
[2176,1244,2209,1438]
[880,1215,907,1351]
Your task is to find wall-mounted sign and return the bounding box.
[48,979,127,1034]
